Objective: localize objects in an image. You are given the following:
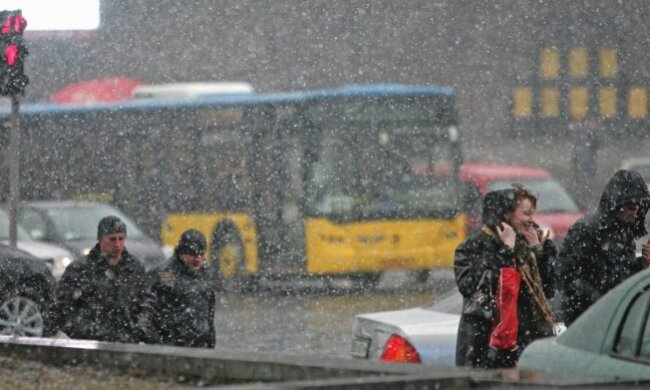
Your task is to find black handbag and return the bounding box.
[462,271,494,321]
[463,290,494,320]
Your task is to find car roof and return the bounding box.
[459,161,552,181]
[412,161,555,195]
[458,161,553,195]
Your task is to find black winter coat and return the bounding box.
[558,170,650,326]
[47,244,151,343]
[145,254,216,348]
[454,228,556,368]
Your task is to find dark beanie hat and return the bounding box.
[176,229,207,255]
[97,215,127,240]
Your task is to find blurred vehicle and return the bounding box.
[416,161,585,244]
[17,201,165,271]
[0,243,56,337]
[350,286,461,365]
[620,157,650,188]
[0,209,73,280]
[351,283,566,365]
[519,266,650,380]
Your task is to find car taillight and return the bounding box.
[379,334,421,363]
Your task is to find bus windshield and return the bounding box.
[306,97,460,221]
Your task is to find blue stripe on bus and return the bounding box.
[0,83,454,117]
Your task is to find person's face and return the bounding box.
[99,232,126,263]
[505,198,535,235]
[617,203,640,223]
[181,251,205,272]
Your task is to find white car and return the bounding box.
[350,287,461,365]
[351,285,566,366]
[0,210,73,280]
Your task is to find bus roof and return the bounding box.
[131,82,255,100]
[0,83,454,117]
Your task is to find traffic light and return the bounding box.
[0,10,28,96]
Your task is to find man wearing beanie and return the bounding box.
[144,229,216,347]
[47,215,152,343]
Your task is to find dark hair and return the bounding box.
[482,184,537,229]
[97,216,127,240]
[511,183,537,209]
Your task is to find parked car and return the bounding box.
[0,209,73,280]
[17,201,165,271]
[0,243,56,337]
[519,266,650,380]
[350,286,462,365]
[351,283,566,365]
[416,161,585,244]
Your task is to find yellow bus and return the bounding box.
[3,84,466,290]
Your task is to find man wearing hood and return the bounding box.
[145,229,216,347]
[47,216,151,342]
[558,169,650,326]
[455,185,557,368]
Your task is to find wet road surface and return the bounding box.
[213,270,455,358]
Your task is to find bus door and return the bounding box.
[248,105,289,275]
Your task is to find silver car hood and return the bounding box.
[1,240,72,260]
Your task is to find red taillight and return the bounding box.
[379,334,421,363]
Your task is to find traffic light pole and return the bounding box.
[8,94,19,248]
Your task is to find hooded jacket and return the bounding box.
[145,251,216,348]
[47,244,151,342]
[558,170,650,326]
[454,189,556,368]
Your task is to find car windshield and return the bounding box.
[44,204,146,241]
[488,178,581,213]
[424,287,463,315]
[0,213,33,241]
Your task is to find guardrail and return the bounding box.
[0,336,645,388]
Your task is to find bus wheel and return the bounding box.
[213,230,248,293]
[416,269,431,284]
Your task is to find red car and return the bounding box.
[416,161,585,243]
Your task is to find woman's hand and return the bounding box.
[496,222,516,249]
[524,225,550,248]
[523,225,541,247]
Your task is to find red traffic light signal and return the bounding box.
[1,12,26,35]
[0,10,28,96]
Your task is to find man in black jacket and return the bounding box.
[47,216,151,342]
[558,170,650,326]
[146,229,216,348]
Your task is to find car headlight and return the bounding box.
[162,245,174,258]
[53,255,73,270]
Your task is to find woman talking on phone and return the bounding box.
[454,184,557,368]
